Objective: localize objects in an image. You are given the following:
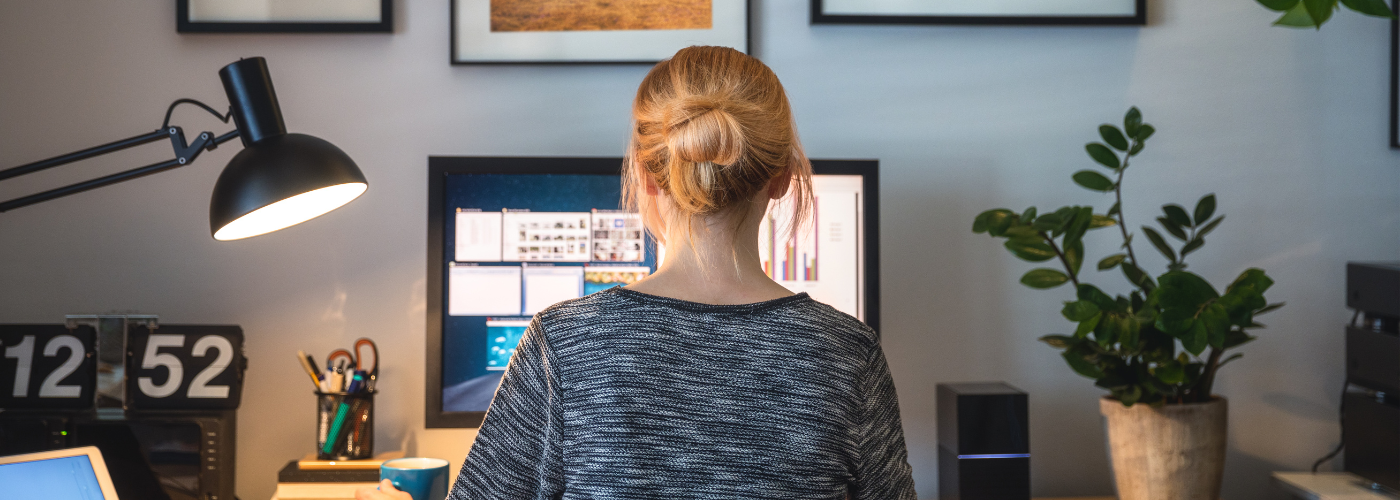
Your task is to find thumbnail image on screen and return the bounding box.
[439,169,867,414]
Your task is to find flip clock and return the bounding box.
[0,315,245,500]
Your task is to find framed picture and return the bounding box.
[177,0,392,33]
[811,0,1146,25]
[451,0,749,64]
[1392,0,1399,148]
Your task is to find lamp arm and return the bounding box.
[0,129,170,183]
[0,126,241,213]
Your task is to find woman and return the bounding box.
[363,45,915,500]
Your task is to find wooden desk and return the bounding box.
[1272,472,1399,499]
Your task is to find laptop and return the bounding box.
[0,446,120,500]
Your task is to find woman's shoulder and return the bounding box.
[775,298,881,348]
[531,289,624,329]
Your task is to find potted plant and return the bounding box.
[972,108,1283,500]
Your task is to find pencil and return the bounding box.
[296,350,321,389]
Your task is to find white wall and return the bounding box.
[2,1,1396,499]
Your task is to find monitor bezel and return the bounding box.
[426,156,880,428]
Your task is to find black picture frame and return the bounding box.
[425,156,881,428]
[811,0,1146,25]
[1391,0,1399,148]
[177,0,392,33]
[450,0,750,65]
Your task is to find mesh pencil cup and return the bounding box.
[316,390,375,460]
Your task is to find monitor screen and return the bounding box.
[0,455,106,500]
[426,157,879,427]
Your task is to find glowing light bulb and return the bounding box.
[213,183,366,241]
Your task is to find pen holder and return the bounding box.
[315,390,375,460]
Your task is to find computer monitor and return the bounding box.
[425,157,880,428]
[0,446,120,500]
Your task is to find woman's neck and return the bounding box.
[625,205,794,305]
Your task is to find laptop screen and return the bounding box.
[0,455,107,500]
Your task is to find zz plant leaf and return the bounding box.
[1157,216,1189,241]
[1124,107,1142,137]
[1197,216,1225,238]
[972,209,1016,235]
[1194,194,1216,225]
[1257,0,1394,28]
[1141,226,1177,263]
[1063,300,1101,322]
[1005,238,1057,262]
[1022,268,1070,289]
[1135,124,1155,142]
[1073,170,1114,192]
[1040,334,1076,349]
[1162,205,1192,228]
[1100,125,1129,151]
[1086,144,1121,169]
[1341,0,1395,16]
[1098,254,1126,270]
[1180,238,1205,257]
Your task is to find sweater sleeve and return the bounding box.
[850,342,917,500]
[449,318,565,500]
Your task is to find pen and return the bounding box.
[304,352,322,375]
[346,370,365,393]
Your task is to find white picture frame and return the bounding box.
[811,0,1145,25]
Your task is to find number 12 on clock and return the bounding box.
[0,325,97,409]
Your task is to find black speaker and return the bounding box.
[1344,262,1400,490]
[937,382,1030,500]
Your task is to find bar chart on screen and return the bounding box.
[758,175,863,320]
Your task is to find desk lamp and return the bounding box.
[0,57,368,240]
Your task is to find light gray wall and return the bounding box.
[2,1,1396,499]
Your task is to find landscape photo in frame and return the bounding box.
[490,0,712,32]
[452,0,748,64]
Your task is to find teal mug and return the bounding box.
[380,457,449,500]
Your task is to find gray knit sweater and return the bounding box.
[448,287,916,500]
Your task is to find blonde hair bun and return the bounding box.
[625,46,813,243]
[662,95,747,213]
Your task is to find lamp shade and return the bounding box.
[210,133,367,240]
[209,57,367,241]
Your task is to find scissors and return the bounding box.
[353,338,379,391]
[326,349,354,371]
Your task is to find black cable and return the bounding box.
[161,98,231,129]
[1311,375,1348,472]
[1312,309,1361,473]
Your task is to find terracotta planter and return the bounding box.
[1099,396,1227,500]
